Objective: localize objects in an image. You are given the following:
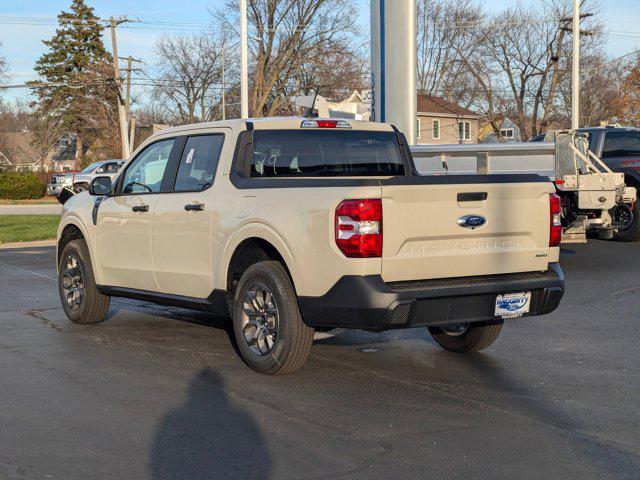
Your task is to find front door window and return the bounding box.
[121,139,174,194]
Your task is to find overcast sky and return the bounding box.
[1,0,639,103]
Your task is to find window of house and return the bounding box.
[60,138,70,148]
[500,128,514,139]
[433,120,440,140]
[458,121,470,141]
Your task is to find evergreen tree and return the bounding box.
[30,0,118,163]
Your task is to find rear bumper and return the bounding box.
[298,263,564,331]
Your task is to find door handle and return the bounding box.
[132,204,149,212]
[184,203,204,211]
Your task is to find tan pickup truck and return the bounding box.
[56,118,565,374]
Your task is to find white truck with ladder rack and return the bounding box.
[411,131,637,243]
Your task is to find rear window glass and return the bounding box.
[250,130,404,177]
[603,131,640,158]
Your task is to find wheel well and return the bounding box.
[226,238,291,299]
[623,173,640,190]
[57,225,84,265]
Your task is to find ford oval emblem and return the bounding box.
[457,214,487,229]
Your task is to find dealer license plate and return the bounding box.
[495,292,531,318]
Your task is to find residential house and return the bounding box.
[480,118,522,143]
[417,95,479,145]
[0,131,76,172]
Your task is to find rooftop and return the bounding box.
[417,95,479,118]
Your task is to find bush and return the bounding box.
[0,172,46,199]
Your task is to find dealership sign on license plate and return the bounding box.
[495,292,531,318]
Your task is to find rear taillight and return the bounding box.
[549,193,562,247]
[335,199,382,258]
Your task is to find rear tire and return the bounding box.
[613,201,640,242]
[232,261,314,375]
[58,239,110,324]
[428,320,503,353]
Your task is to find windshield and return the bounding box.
[80,162,101,173]
[250,130,405,177]
[603,131,640,158]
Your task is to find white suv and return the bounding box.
[48,160,124,196]
[57,118,564,374]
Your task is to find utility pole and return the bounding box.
[240,0,249,118]
[119,55,143,149]
[571,0,580,131]
[110,16,131,159]
[221,48,226,121]
[129,117,137,152]
[560,7,592,131]
[125,56,132,121]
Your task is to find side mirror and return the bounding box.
[89,176,112,196]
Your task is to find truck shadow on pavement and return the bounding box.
[150,368,271,480]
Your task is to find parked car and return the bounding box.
[532,126,640,241]
[47,160,124,196]
[56,118,564,374]
[47,172,74,196]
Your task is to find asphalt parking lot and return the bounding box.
[0,240,638,479]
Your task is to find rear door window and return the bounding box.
[173,135,224,192]
[602,131,640,158]
[250,130,404,177]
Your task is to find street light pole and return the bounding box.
[572,0,580,131]
[240,0,249,118]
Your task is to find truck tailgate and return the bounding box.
[380,175,555,283]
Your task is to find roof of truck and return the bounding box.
[154,117,395,137]
[579,126,640,132]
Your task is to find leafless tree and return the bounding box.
[616,51,640,126]
[131,104,172,127]
[0,43,7,84]
[450,0,602,140]
[151,32,226,124]
[288,40,367,107]
[216,0,362,117]
[557,50,637,127]
[416,0,484,107]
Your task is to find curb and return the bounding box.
[0,239,57,249]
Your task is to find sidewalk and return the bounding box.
[0,204,62,215]
[0,239,57,249]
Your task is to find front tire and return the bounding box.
[428,320,503,353]
[232,261,314,375]
[613,201,640,242]
[58,239,110,324]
